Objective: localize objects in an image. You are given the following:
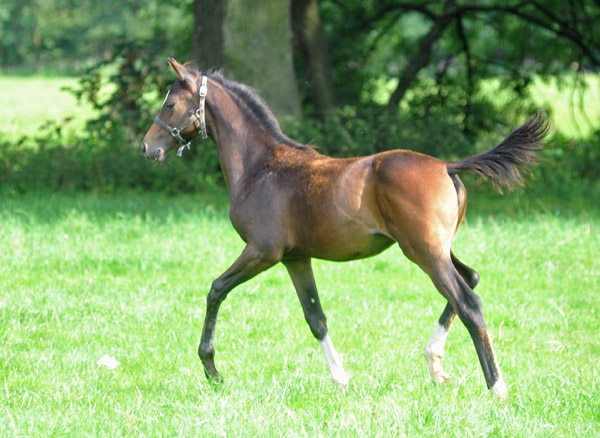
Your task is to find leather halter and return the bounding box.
[154,75,208,157]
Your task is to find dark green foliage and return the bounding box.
[284,106,473,158]
[0,123,221,193]
[0,40,222,192]
[1,0,598,192]
[0,0,192,74]
[539,130,600,186]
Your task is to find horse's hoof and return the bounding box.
[432,370,450,385]
[202,360,223,383]
[331,371,350,388]
[490,378,508,401]
[204,369,223,384]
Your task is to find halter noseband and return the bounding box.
[154,75,208,157]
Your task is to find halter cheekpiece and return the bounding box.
[155,75,208,157]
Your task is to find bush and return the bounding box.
[0,126,221,193]
[1,40,598,194]
[0,39,222,193]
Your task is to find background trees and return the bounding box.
[192,0,301,117]
[0,0,599,191]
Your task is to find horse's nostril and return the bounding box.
[141,142,147,154]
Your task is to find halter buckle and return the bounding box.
[199,84,208,97]
[199,75,208,97]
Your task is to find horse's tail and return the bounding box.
[446,113,550,192]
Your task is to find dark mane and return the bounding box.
[193,68,308,150]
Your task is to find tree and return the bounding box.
[192,0,301,117]
[192,0,226,72]
[316,0,599,153]
[0,0,191,72]
[291,0,337,119]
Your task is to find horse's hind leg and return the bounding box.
[424,252,479,383]
[424,303,456,383]
[427,257,507,399]
[283,258,349,386]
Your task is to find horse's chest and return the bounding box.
[228,187,287,241]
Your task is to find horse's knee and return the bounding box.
[208,279,228,306]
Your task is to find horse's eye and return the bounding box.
[165,102,175,109]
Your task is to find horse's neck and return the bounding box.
[205,81,273,193]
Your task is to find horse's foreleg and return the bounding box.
[424,253,479,383]
[283,258,349,386]
[199,244,279,382]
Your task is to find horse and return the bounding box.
[141,58,548,400]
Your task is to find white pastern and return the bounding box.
[491,377,508,401]
[320,334,349,386]
[424,323,451,383]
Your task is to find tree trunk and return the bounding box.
[291,0,336,119]
[192,0,301,117]
[222,0,301,117]
[192,0,226,71]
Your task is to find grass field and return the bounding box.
[1,190,598,436]
[0,74,598,435]
[0,76,95,140]
[530,74,600,138]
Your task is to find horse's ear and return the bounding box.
[168,58,197,91]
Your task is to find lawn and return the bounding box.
[1,190,598,436]
[530,74,600,138]
[0,76,95,140]
[0,74,598,436]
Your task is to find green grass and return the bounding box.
[530,74,600,138]
[1,190,598,436]
[0,76,95,140]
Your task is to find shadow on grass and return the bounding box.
[0,187,231,225]
[1,178,598,227]
[460,173,600,220]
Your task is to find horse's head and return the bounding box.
[141,58,207,161]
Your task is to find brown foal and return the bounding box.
[141,58,548,399]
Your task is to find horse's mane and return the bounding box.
[190,67,308,150]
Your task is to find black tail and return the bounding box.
[446,113,550,192]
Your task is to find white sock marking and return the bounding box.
[320,334,349,386]
[424,323,450,383]
[491,376,508,401]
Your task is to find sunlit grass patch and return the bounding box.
[0,76,95,140]
[0,191,598,436]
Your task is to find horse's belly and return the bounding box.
[288,229,394,262]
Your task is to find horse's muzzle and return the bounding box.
[140,142,165,161]
[154,149,165,161]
